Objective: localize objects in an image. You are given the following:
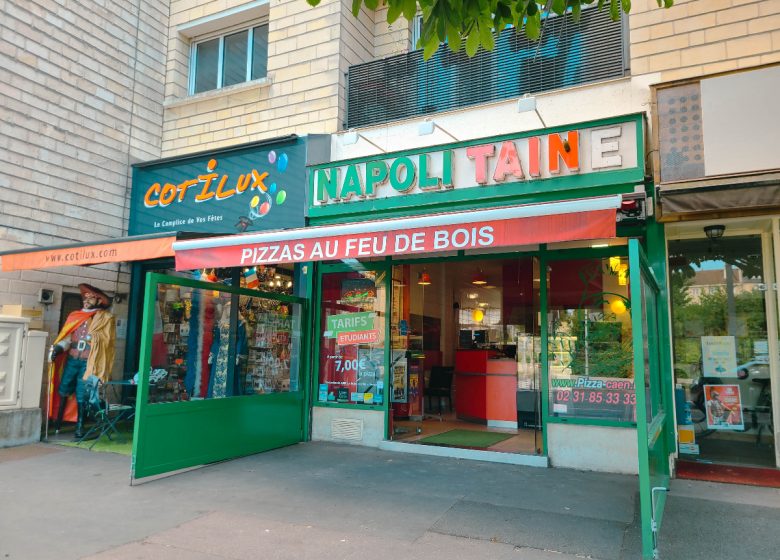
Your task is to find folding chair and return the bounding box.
[78,380,134,450]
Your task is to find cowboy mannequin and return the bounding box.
[49,284,116,438]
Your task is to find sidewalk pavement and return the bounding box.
[1,441,779,560]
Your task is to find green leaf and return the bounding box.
[364,0,379,9]
[525,11,541,40]
[527,0,538,17]
[551,0,566,15]
[423,35,440,60]
[351,0,361,17]
[402,0,417,20]
[446,23,462,52]
[610,0,620,20]
[478,21,495,51]
[571,0,582,22]
[386,2,404,23]
[622,0,631,13]
[465,27,480,57]
[305,0,321,6]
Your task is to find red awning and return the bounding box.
[0,234,178,272]
[173,195,622,270]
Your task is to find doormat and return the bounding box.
[417,429,513,449]
[677,460,780,488]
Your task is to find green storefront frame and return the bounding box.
[131,273,310,481]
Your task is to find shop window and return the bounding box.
[191,23,268,94]
[149,283,301,402]
[547,257,635,422]
[317,270,386,405]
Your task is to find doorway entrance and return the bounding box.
[389,257,543,455]
[668,225,777,469]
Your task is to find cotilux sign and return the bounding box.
[309,115,642,216]
[130,137,306,235]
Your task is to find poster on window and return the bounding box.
[704,384,744,430]
[340,278,377,309]
[701,336,738,377]
[391,351,408,403]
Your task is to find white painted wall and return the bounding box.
[547,423,638,474]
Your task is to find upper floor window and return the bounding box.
[190,24,268,95]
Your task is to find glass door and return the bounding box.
[316,267,388,407]
[669,233,776,467]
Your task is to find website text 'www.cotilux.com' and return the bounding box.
[43,247,118,264]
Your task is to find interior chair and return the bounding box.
[425,366,454,414]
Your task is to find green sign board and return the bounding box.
[130,137,307,235]
[325,312,375,337]
[308,114,644,220]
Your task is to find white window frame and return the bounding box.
[188,21,269,95]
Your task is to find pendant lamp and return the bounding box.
[471,269,487,285]
[418,271,432,286]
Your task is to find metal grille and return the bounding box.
[331,418,363,441]
[347,8,627,129]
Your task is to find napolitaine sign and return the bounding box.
[308,115,643,217]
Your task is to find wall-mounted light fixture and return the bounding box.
[341,129,386,152]
[704,224,726,240]
[417,118,459,141]
[517,94,547,127]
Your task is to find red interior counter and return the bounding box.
[454,350,518,428]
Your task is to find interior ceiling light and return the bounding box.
[471,270,487,285]
[418,271,432,286]
[472,309,484,322]
[467,293,478,299]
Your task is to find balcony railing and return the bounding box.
[346,8,627,129]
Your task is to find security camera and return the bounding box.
[39,289,55,305]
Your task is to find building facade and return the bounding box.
[2,0,779,486]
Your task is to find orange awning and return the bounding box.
[0,234,178,272]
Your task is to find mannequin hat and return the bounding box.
[78,283,111,308]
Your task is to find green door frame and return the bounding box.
[131,272,310,481]
[629,238,672,560]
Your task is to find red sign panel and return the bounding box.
[175,209,615,270]
[337,330,380,345]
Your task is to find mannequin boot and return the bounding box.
[74,402,85,439]
[53,398,67,433]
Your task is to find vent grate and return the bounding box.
[331,418,363,441]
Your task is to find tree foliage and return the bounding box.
[305,0,674,58]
